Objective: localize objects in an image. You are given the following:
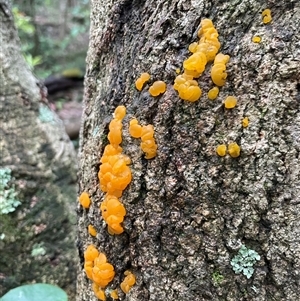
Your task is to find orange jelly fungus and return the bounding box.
[92,283,106,301]
[120,270,136,294]
[174,19,221,102]
[216,144,227,157]
[129,118,142,138]
[211,53,230,87]
[84,245,115,300]
[149,80,167,96]
[173,73,202,102]
[88,225,97,237]
[129,118,157,159]
[207,86,219,100]
[110,289,119,299]
[183,51,207,77]
[224,96,237,109]
[98,106,132,198]
[135,72,150,91]
[196,19,221,62]
[228,142,241,158]
[141,124,158,159]
[262,9,272,24]
[79,192,91,209]
[100,195,126,235]
[242,117,249,128]
[252,36,261,43]
[99,106,132,234]
[84,244,100,262]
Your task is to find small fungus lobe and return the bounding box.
[224,96,237,109]
[216,144,227,157]
[228,142,241,158]
[242,117,249,128]
[88,224,97,237]
[252,36,261,43]
[207,86,219,100]
[120,270,136,294]
[211,53,230,87]
[79,192,91,209]
[92,283,106,301]
[149,80,167,96]
[262,9,272,24]
[135,72,150,91]
[129,118,142,138]
[110,289,119,299]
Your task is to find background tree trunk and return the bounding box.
[0,1,77,299]
[77,0,300,300]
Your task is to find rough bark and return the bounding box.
[0,1,77,298]
[77,0,300,300]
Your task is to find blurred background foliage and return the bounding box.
[12,0,90,79]
[12,0,90,143]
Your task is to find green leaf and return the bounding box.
[1,283,68,301]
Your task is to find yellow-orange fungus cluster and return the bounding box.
[149,80,167,96]
[98,106,132,234]
[196,19,221,61]
[207,86,219,100]
[135,72,150,91]
[100,195,126,235]
[88,224,97,237]
[174,19,222,102]
[211,53,230,86]
[252,36,261,43]
[262,9,272,24]
[216,143,240,158]
[120,270,136,294]
[84,245,115,300]
[99,106,132,198]
[79,192,91,209]
[129,118,157,159]
[242,117,249,128]
[173,73,202,102]
[224,96,237,109]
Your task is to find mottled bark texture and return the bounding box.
[0,1,77,299]
[78,0,300,300]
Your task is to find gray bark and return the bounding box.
[0,1,77,299]
[77,0,300,300]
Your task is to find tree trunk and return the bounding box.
[0,1,77,299]
[77,0,300,300]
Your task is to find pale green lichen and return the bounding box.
[0,168,21,215]
[31,243,46,257]
[38,105,56,123]
[231,245,260,278]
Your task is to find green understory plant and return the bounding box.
[0,283,68,301]
[230,245,260,279]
